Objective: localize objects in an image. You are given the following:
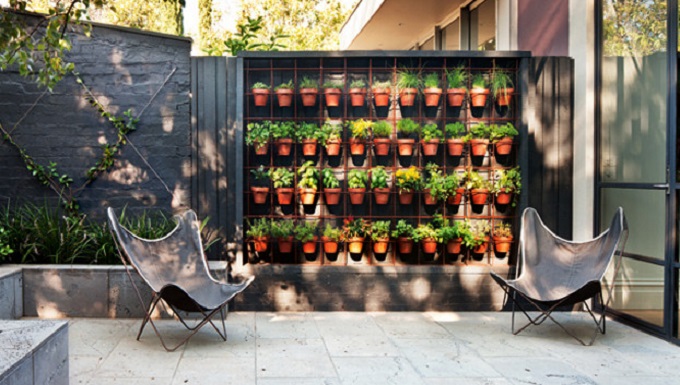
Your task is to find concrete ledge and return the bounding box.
[0,267,22,320]
[0,320,69,385]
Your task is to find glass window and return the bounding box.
[420,36,435,51]
[473,0,495,50]
[443,20,460,50]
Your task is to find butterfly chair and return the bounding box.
[107,207,255,352]
[490,207,628,346]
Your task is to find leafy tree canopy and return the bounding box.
[602,0,667,57]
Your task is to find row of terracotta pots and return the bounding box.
[398,87,513,108]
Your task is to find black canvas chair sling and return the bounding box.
[107,207,254,352]
[490,207,628,346]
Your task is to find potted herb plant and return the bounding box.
[372,120,392,156]
[270,167,295,205]
[297,160,319,205]
[294,221,318,255]
[347,169,368,205]
[445,122,466,156]
[271,121,296,156]
[396,118,419,156]
[349,79,367,107]
[391,219,415,254]
[492,167,521,206]
[491,69,514,107]
[420,123,443,156]
[245,121,270,155]
[251,82,270,107]
[397,68,420,107]
[320,121,343,156]
[464,170,492,205]
[275,80,294,107]
[249,165,270,205]
[437,218,463,255]
[322,223,342,255]
[370,220,391,255]
[271,219,295,254]
[492,222,513,254]
[372,78,391,107]
[246,218,270,253]
[323,80,343,107]
[466,220,490,254]
[299,76,319,107]
[490,122,518,155]
[443,172,464,206]
[466,122,491,157]
[422,163,442,206]
[321,168,341,206]
[347,119,372,155]
[343,217,369,254]
[422,72,442,107]
[469,73,489,108]
[446,65,467,107]
[370,166,390,205]
[296,122,320,156]
[413,222,438,254]
[394,166,422,204]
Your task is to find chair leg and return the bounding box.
[137,294,162,341]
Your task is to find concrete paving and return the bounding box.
[68,312,680,385]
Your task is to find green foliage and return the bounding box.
[422,163,443,197]
[250,165,270,186]
[92,0,183,36]
[321,168,340,189]
[270,120,296,139]
[371,120,392,138]
[491,69,513,96]
[270,219,294,238]
[396,118,419,137]
[437,218,463,243]
[270,167,294,188]
[464,170,492,190]
[492,167,522,195]
[347,169,368,189]
[467,122,492,140]
[603,0,666,56]
[422,72,440,88]
[370,220,391,241]
[350,79,366,89]
[493,222,512,238]
[412,223,438,243]
[446,65,468,89]
[342,217,369,239]
[489,123,518,142]
[420,123,443,142]
[251,82,270,90]
[372,78,391,89]
[246,217,270,238]
[319,121,342,147]
[439,172,461,201]
[323,80,343,89]
[0,226,14,261]
[397,68,421,89]
[445,122,466,138]
[463,220,490,248]
[348,119,372,139]
[245,121,270,150]
[297,160,319,189]
[296,122,319,141]
[299,76,318,89]
[294,221,317,242]
[275,80,294,91]
[391,219,414,239]
[222,16,288,56]
[370,166,389,189]
[322,223,342,241]
[471,73,487,89]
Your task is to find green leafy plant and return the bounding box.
[270,168,294,188]
[350,79,366,89]
[296,122,320,141]
[294,221,318,242]
[397,68,421,89]
[372,120,392,138]
[464,170,492,190]
[323,80,344,90]
[471,73,487,89]
[372,78,392,89]
[322,223,343,242]
[420,123,444,142]
[348,119,372,139]
[246,218,270,238]
[299,76,318,89]
[446,66,468,89]
[492,167,522,194]
[440,172,461,201]
[370,220,391,241]
[223,16,288,55]
[391,219,415,239]
[250,165,270,187]
[342,217,369,239]
[423,72,440,88]
[270,219,295,238]
[297,160,319,189]
[489,123,519,142]
[445,122,466,138]
[412,223,438,243]
[0,226,12,261]
[271,121,297,140]
[275,80,294,91]
[251,82,270,90]
[493,222,513,238]
[347,169,368,189]
[464,220,490,248]
[394,166,422,193]
[491,69,514,97]
[319,121,343,147]
[422,164,447,202]
[466,122,492,141]
[396,118,420,138]
[245,121,271,150]
[321,168,340,189]
[437,218,463,243]
[370,166,390,189]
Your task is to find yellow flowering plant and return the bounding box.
[347,119,372,139]
[395,166,423,194]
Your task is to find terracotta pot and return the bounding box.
[495,189,513,205]
[252,236,269,253]
[300,88,318,107]
[302,236,318,254]
[348,237,364,254]
[446,88,466,107]
[348,188,366,205]
[349,88,366,106]
[446,238,462,255]
[447,188,465,206]
[397,237,414,254]
[470,188,490,205]
[254,142,268,155]
[276,89,293,107]
[446,138,464,156]
[372,88,391,107]
[324,188,341,205]
[495,87,514,106]
[399,88,417,106]
[397,138,415,156]
[276,187,294,205]
[322,237,339,255]
[298,188,316,205]
[277,236,294,254]
[373,138,391,156]
[421,238,438,254]
[469,88,490,107]
[252,88,270,107]
[493,236,513,254]
[423,87,442,107]
[421,139,440,156]
[373,187,390,205]
[398,191,414,205]
[301,138,318,156]
[469,139,489,157]
[495,137,513,155]
[324,88,342,107]
[373,238,389,254]
[472,236,490,254]
[276,138,294,156]
[250,186,269,204]
[349,138,365,155]
[422,188,437,206]
[325,138,341,156]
